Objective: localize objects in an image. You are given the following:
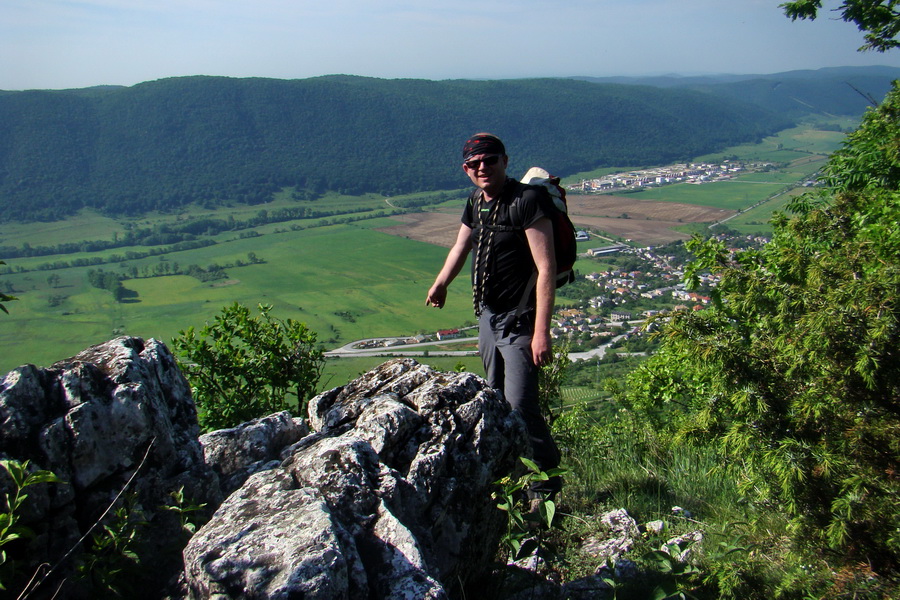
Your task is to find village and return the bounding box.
[570,160,775,194]
[333,230,769,356]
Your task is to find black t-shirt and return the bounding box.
[462,178,551,313]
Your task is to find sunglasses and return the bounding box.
[464,155,501,170]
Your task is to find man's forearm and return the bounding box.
[427,224,472,308]
[434,244,468,287]
[534,269,555,337]
[524,219,556,365]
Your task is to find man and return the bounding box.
[426,133,561,496]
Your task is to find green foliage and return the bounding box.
[87,268,127,301]
[647,541,702,600]
[538,343,571,426]
[820,80,900,191]
[782,0,900,52]
[0,460,61,591]
[623,82,900,568]
[492,457,567,560]
[159,486,207,540]
[173,302,324,431]
[76,495,148,598]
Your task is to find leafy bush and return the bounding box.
[75,495,148,598]
[493,457,567,561]
[173,302,324,431]
[622,82,900,569]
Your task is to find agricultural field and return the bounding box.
[0,218,476,375]
[382,194,737,249]
[632,177,793,211]
[560,385,605,408]
[0,118,851,383]
[693,118,855,163]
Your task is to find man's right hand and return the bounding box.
[426,224,472,310]
[425,283,447,308]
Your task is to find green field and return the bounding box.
[635,177,791,211]
[0,217,476,375]
[694,118,854,163]
[635,124,842,213]
[0,119,852,382]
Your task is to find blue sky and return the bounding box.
[3,0,900,90]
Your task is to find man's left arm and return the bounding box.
[524,217,556,366]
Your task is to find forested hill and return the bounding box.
[0,75,794,221]
[576,66,900,118]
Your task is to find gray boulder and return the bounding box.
[0,336,220,598]
[184,358,529,600]
[1,340,533,599]
[199,410,309,495]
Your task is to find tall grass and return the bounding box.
[554,403,744,521]
[542,383,894,598]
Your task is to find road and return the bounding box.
[325,336,480,358]
[326,333,630,362]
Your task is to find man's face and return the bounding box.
[463,153,508,194]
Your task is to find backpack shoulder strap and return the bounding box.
[506,181,530,228]
[474,182,527,233]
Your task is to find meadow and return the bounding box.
[0,217,476,375]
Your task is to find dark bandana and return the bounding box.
[462,134,506,160]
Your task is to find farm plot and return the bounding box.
[376,212,462,248]
[565,194,735,243]
[378,195,735,247]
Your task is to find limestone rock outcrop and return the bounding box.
[183,358,529,599]
[0,336,220,598]
[199,410,309,495]
[1,338,530,599]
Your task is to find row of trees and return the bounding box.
[86,269,128,302]
[0,204,375,260]
[1,207,393,279]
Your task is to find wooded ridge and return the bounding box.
[575,65,900,117]
[0,69,892,222]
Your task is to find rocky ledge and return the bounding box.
[0,337,528,599]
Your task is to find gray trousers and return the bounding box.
[479,305,561,486]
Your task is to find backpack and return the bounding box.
[519,167,578,289]
[468,169,578,315]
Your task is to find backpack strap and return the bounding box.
[471,189,503,316]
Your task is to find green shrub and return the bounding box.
[622,83,900,569]
[0,460,61,591]
[173,302,324,431]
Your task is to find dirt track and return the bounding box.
[376,194,735,247]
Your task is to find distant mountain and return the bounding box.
[575,66,900,117]
[0,75,794,221]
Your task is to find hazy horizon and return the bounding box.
[4,1,900,92]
